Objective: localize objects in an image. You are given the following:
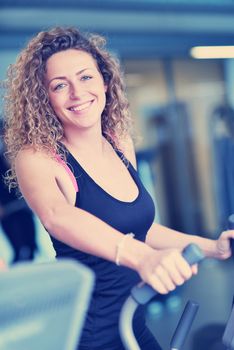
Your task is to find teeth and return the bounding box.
[70,101,91,112]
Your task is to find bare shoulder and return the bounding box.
[15,147,60,214]
[15,147,55,180]
[16,147,53,165]
[119,134,137,169]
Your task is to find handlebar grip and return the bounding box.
[227,215,234,255]
[228,214,234,229]
[131,243,205,305]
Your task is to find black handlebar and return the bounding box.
[227,214,234,255]
[131,244,205,306]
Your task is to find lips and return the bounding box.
[68,100,93,112]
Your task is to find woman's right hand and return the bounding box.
[137,248,197,294]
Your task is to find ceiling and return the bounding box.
[1,0,234,59]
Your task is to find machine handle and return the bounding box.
[131,244,205,305]
[222,304,234,349]
[119,244,204,350]
[227,214,234,255]
[170,300,199,350]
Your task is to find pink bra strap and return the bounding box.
[54,154,78,192]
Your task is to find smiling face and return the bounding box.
[45,49,107,134]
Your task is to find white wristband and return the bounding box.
[115,233,135,266]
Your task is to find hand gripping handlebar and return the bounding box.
[119,243,205,350]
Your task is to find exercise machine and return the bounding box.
[0,259,94,350]
[119,244,204,350]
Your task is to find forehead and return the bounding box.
[45,49,98,78]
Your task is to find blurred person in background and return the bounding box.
[0,122,37,263]
[3,27,234,350]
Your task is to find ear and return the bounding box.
[104,84,108,93]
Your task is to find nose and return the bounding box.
[69,82,84,100]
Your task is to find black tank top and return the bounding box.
[50,148,155,349]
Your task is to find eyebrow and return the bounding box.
[48,68,92,85]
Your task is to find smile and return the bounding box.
[68,100,93,112]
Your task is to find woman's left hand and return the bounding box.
[215,230,234,259]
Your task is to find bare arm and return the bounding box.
[146,222,234,259]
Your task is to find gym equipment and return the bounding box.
[222,215,234,349]
[211,105,234,231]
[119,244,205,350]
[223,304,234,350]
[149,102,204,235]
[170,300,199,350]
[0,259,94,350]
[227,214,234,255]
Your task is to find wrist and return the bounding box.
[115,233,135,266]
[119,236,153,271]
[192,235,217,258]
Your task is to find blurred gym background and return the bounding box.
[0,1,234,349]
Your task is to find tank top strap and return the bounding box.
[115,149,139,180]
[115,149,131,166]
[54,153,79,192]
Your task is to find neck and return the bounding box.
[62,127,107,157]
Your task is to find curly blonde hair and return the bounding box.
[4,26,132,189]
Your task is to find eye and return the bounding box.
[81,75,92,81]
[53,82,67,91]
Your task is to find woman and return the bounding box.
[3,27,233,349]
